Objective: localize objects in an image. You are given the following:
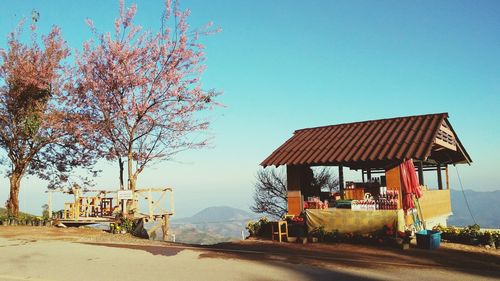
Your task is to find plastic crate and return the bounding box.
[416,230,441,249]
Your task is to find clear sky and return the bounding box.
[1,0,499,217]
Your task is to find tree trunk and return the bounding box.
[118,158,124,189]
[127,151,137,215]
[129,177,136,191]
[127,151,134,191]
[7,171,22,218]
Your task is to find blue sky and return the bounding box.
[1,0,499,216]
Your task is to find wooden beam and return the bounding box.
[170,190,175,215]
[135,187,173,193]
[339,165,344,199]
[360,169,388,174]
[440,125,455,137]
[445,165,450,190]
[162,215,170,241]
[437,164,443,190]
[151,190,167,214]
[148,188,153,220]
[435,138,457,151]
[417,161,424,185]
[286,165,301,191]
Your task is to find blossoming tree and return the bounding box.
[0,23,96,217]
[74,0,220,194]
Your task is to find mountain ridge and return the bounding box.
[169,206,257,245]
[172,206,257,223]
[448,189,500,228]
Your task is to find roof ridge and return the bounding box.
[294,112,449,133]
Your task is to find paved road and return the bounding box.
[1,237,499,281]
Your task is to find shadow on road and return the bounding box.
[80,238,500,280]
[200,240,500,279]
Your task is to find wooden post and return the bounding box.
[339,165,344,199]
[115,192,120,215]
[286,165,303,215]
[48,191,52,220]
[148,188,153,220]
[170,189,175,214]
[74,189,81,221]
[437,164,443,190]
[162,215,169,241]
[445,165,450,190]
[367,168,372,181]
[121,188,126,217]
[417,161,424,185]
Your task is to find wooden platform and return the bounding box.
[56,217,114,227]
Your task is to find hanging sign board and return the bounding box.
[117,190,134,200]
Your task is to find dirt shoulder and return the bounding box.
[0,225,168,246]
[1,226,499,279]
[212,239,500,273]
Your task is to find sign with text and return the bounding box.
[117,190,134,200]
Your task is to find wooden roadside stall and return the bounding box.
[261,113,471,234]
[47,185,174,241]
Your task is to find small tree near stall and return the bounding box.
[73,0,220,195]
[0,23,96,218]
[251,167,338,219]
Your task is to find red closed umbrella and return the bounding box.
[399,159,422,214]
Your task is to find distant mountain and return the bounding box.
[449,189,500,228]
[168,206,257,245]
[173,206,255,223]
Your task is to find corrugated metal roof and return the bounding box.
[261,113,471,168]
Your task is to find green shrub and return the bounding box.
[480,231,494,245]
[246,221,261,237]
[324,230,340,242]
[246,217,271,237]
[433,224,500,246]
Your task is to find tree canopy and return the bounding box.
[71,0,221,196]
[0,23,96,217]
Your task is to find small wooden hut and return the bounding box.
[261,113,471,233]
